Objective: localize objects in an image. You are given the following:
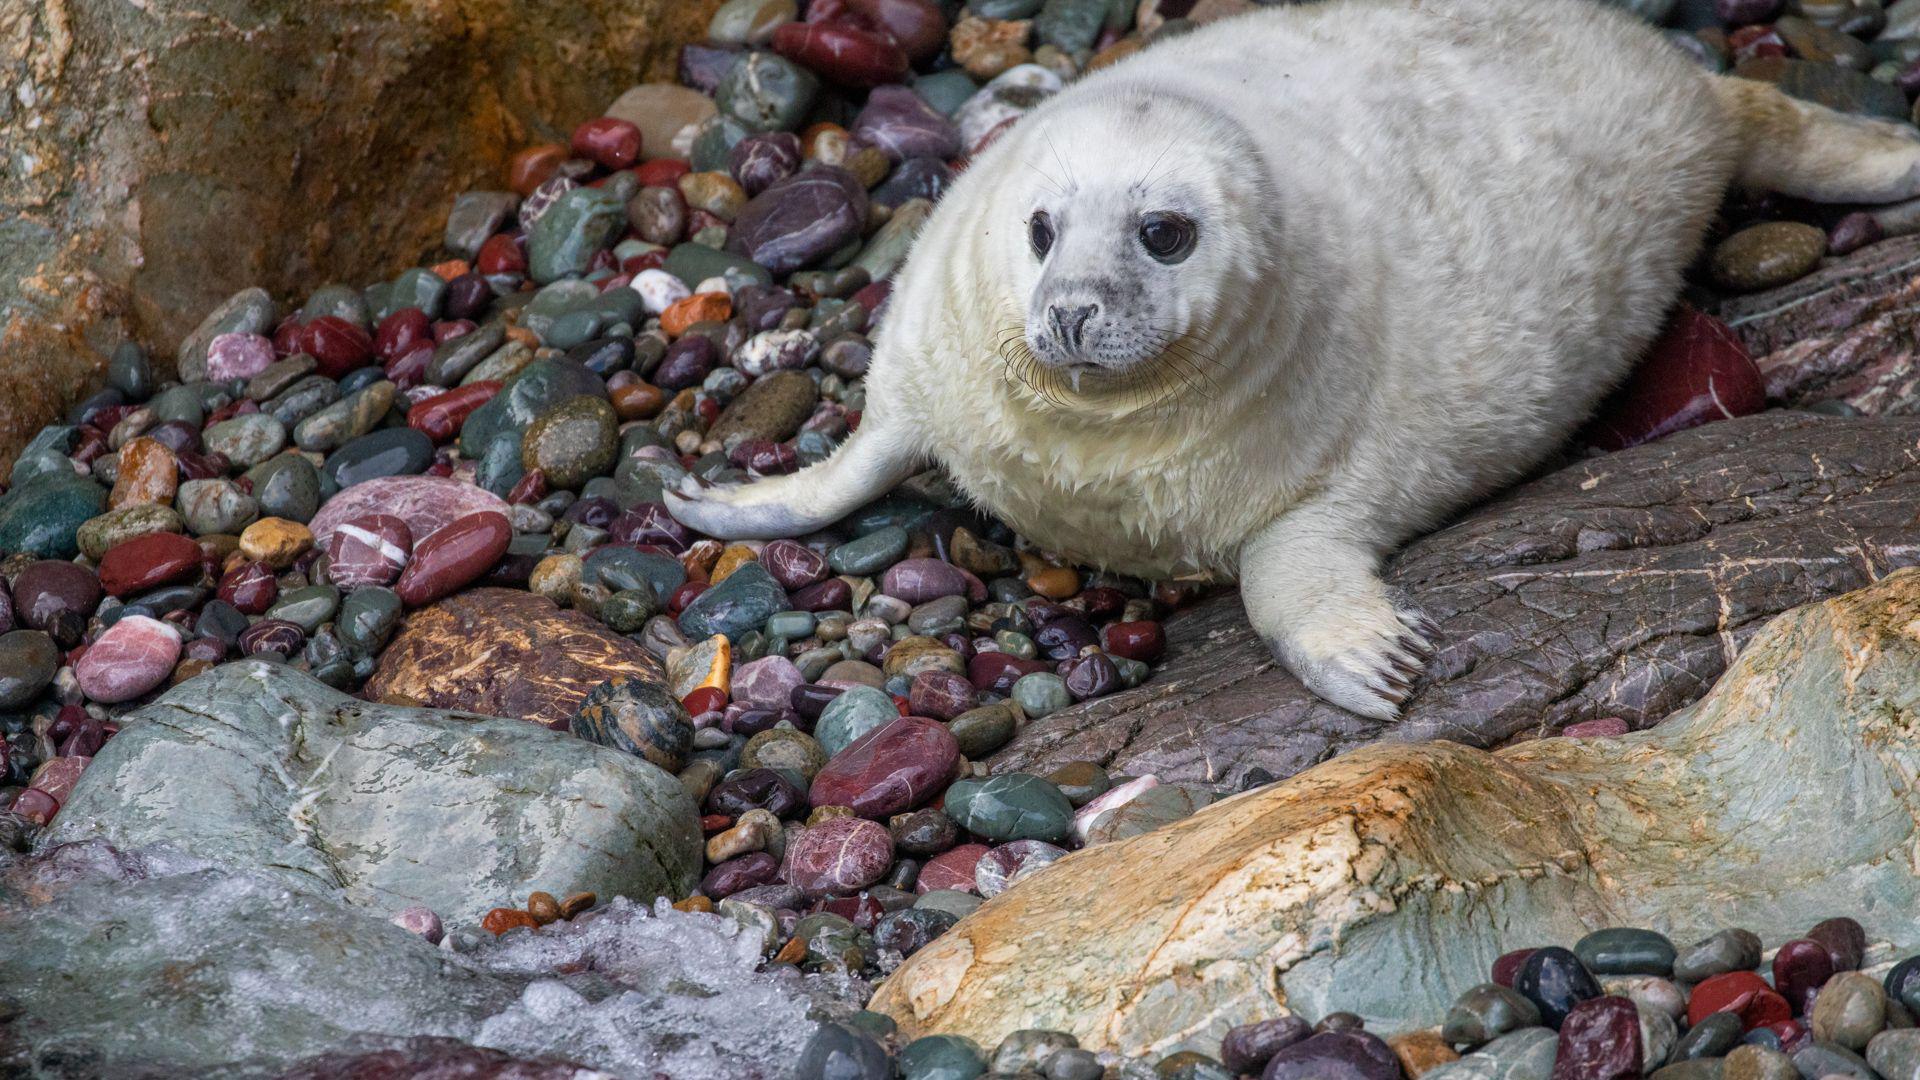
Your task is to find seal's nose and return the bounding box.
[1048,304,1098,350]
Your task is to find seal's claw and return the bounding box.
[1262,598,1434,723]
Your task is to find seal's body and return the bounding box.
[670,0,1920,719]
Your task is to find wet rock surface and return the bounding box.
[877,568,1920,1057]
[44,660,702,923]
[991,412,1920,787]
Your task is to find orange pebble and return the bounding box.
[773,935,809,965]
[680,538,724,581]
[431,259,470,281]
[610,380,666,421]
[1027,565,1081,600]
[508,143,567,197]
[674,895,715,914]
[109,437,178,510]
[527,891,561,925]
[482,907,540,935]
[711,544,759,584]
[505,325,541,348]
[660,293,731,336]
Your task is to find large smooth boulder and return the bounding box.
[991,411,1920,786]
[875,568,1920,1056]
[42,660,701,922]
[1716,234,1920,415]
[0,841,865,1076]
[0,0,720,472]
[363,587,667,727]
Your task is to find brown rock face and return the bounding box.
[0,0,721,471]
[876,568,1920,1057]
[363,587,666,726]
[990,412,1920,787]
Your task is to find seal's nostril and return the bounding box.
[1048,304,1098,349]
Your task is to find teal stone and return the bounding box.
[1443,985,1544,1049]
[475,431,526,498]
[546,309,610,350]
[583,544,685,600]
[264,375,341,428]
[914,890,983,921]
[766,611,816,640]
[147,385,207,427]
[943,773,1073,843]
[691,113,755,173]
[337,587,403,656]
[267,585,341,633]
[853,198,931,281]
[528,187,627,284]
[1011,672,1072,717]
[716,51,819,133]
[912,70,979,116]
[1423,1027,1559,1080]
[0,474,107,558]
[1034,0,1105,52]
[457,358,606,459]
[1574,927,1676,976]
[20,424,78,461]
[244,454,322,523]
[663,243,773,290]
[972,0,1042,16]
[0,630,60,709]
[389,268,448,320]
[108,343,154,401]
[1868,1030,1920,1080]
[846,494,937,535]
[362,282,393,323]
[948,704,1018,758]
[993,630,1037,659]
[900,1034,987,1080]
[677,561,788,643]
[325,428,434,491]
[425,322,507,386]
[814,685,900,757]
[9,450,75,490]
[829,525,909,575]
[299,283,369,327]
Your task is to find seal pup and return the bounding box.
[669,0,1920,720]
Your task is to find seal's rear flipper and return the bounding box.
[1715,75,1920,203]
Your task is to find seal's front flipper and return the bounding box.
[1239,508,1435,722]
[664,423,927,541]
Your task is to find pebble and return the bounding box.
[569,676,693,772]
[74,615,181,703]
[1574,927,1675,976]
[98,532,203,597]
[943,772,1074,842]
[0,631,60,709]
[1710,222,1827,290]
[394,511,512,607]
[1516,947,1603,1029]
[783,815,894,896]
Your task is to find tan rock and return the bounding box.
[604,83,720,162]
[238,518,312,569]
[872,569,1920,1058]
[1389,1030,1459,1077]
[363,587,667,727]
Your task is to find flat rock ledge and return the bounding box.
[876,567,1920,1057]
[990,411,1920,786]
[43,660,702,924]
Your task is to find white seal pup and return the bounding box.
[669,0,1920,720]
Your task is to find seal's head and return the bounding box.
[995,90,1277,410]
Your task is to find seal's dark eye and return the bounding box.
[1139,212,1197,263]
[1029,211,1054,258]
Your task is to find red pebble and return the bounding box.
[700,813,732,833]
[571,117,644,170]
[394,511,512,608]
[916,843,990,894]
[407,381,504,444]
[217,561,280,614]
[1493,948,1538,988]
[385,342,435,389]
[772,22,909,87]
[1730,23,1787,61]
[273,317,305,358]
[669,580,708,614]
[507,469,549,506]
[634,159,692,187]
[1582,306,1762,452]
[476,233,529,276]
[98,533,204,597]
[1101,620,1165,662]
[29,756,89,805]
[1551,996,1641,1080]
[300,316,374,379]
[325,514,414,589]
[374,308,433,362]
[847,0,947,63]
[10,788,58,827]
[1772,938,1834,1015]
[1688,971,1793,1030]
[682,686,728,716]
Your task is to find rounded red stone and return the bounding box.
[772,22,909,87]
[476,233,528,276]
[29,755,89,805]
[761,538,829,589]
[300,316,374,379]
[1582,306,1762,452]
[809,716,958,818]
[374,307,433,362]
[846,0,947,63]
[571,117,644,170]
[1101,620,1166,663]
[1687,971,1793,1030]
[326,514,414,589]
[407,381,503,444]
[967,651,1049,694]
[1551,996,1641,1080]
[781,815,893,897]
[13,560,103,631]
[682,686,727,716]
[217,561,279,615]
[98,532,204,597]
[635,159,691,187]
[394,511,511,608]
[1772,938,1834,1016]
[916,842,989,895]
[1493,948,1538,988]
[10,787,58,827]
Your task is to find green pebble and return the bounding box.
[1012,672,1072,717]
[601,588,661,633]
[766,611,817,640]
[677,562,788,643]
[829,525,909,576]
[814,685,899,757]
[76,504,183,561]
[245,454,323,523]
[267,585,341,633]
[390,267,448,320]
[1574,927,1676,976]
[528,187,628,285]
[337,587,403,657]
[948,704,1018,758]
[900,1034,988,1080]
[716,51,819,133]
[943,773,1074,842]
[0,474,108,559]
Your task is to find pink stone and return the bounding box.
[29,755,90,805]
[760,538,829,589]
[809,715,958,818]
[881,558,973,603]
[1563,717,1630,739]
[732,655,806,709]
[391,904,444,944]
[74,615,182,704]
[308,475,508,550]
[908,670,975,720]
[326,514,413,589]
[781,815,893,897]
[205,332,276,382]
[916,842,989,895]
[10,788,58,826]
[394,511,511,608]
[1550,996,1641,1080]
[1582,306,1764,452]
